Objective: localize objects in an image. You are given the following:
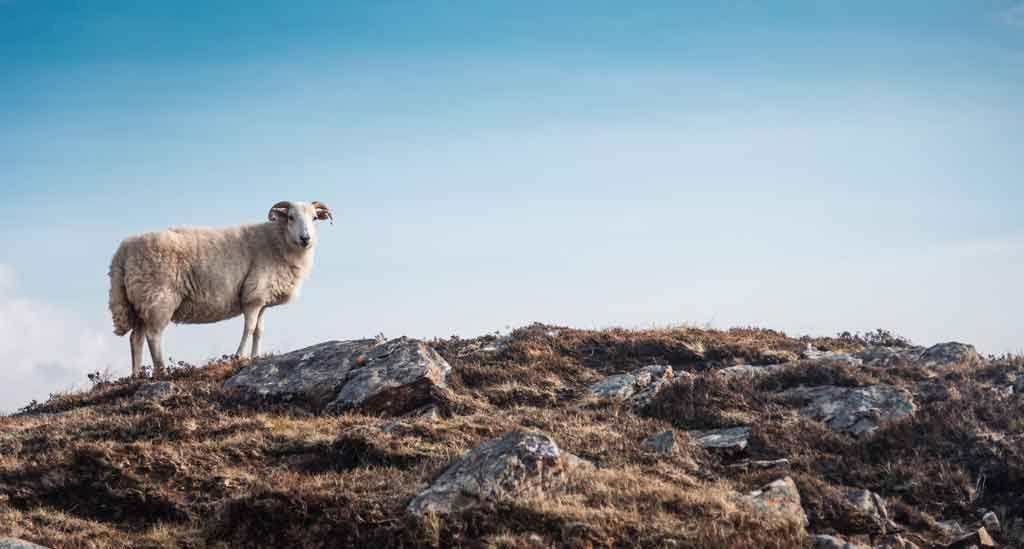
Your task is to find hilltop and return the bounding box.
[1,324,1022,548]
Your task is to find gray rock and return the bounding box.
[134,381,175,400]
[852,347,924,367]
[1014,375,1024,395]
[810,535,868,549]
[587,364,676,404]
[586,374,638,400]
[844,488,892,532]
[688,426,750,452]
[0,539,50,549]
[641,430,678,454]
[781,385,916,436]
[917,342,981,369]
[738,476,808,527]
[633,364,673,386]
[804,346,866,366]
[631,370,688,410]
[407,431,586,515]
[981,511,1000,533]
[991,385,1014,399]
[224,337,451,415]
[935,520,966,536]
[717,364,782,378]
[948,527,996,548]
[728,458,791,472]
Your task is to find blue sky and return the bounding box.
[1,1,1023,411]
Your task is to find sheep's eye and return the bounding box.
[288,214,294,221]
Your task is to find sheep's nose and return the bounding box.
[300,235,311,246]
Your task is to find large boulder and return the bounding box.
[781,385,915,436]
[917,342,981,369]
[224,337,451,415]
[407,431,588,516]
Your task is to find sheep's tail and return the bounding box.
[108,247,135,336]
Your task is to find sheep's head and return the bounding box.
[268,201,334,251]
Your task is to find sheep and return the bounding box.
[108,200,334,377]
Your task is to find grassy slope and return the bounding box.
[1,324,1021,548]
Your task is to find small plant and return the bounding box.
[16,399,40,414]
[86,368,115,387]
[838,329,912,348]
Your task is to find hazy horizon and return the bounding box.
[2,1,1023,412]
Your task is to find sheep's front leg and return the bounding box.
[251,306,267,357]
[235,305,261,358]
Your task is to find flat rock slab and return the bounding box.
[224,337,451,415]
[737,476,808,528]
[728,458,791,472]
[717,364,784,378]
[688,426,750,451]
[781,385,916,436]
[407,431,587,515]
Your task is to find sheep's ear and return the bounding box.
[268,201,291,223]
[312,201,335,225]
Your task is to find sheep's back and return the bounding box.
[121,226,254,325]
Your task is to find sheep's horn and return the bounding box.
[268,201,291,222]
[312,201,335,225]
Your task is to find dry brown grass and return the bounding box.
[1,324,1020,548]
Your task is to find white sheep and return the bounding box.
[108,200,334,377]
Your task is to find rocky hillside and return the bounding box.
[1,324,1022,548]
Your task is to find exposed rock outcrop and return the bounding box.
[407,431,588,516]
[781,385,916,435]
[224,337,451,415]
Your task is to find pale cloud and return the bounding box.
[1000,3,1024,28]
[0,265,123,413]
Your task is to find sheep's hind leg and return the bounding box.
[130,328,145,378]
[146,330,167,377]
[235,304,261,359]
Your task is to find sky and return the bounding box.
[1,1,1022,412]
